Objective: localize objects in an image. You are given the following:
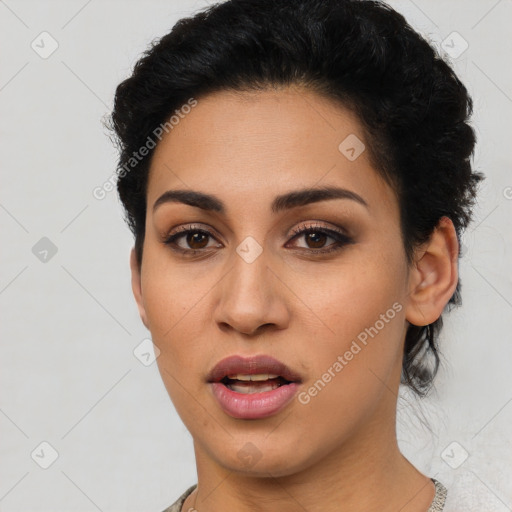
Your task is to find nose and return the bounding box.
[213,246,290,336]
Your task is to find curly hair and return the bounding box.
[107,0,484,396]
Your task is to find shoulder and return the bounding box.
[160,485,197,512]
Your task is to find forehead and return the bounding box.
[147,87,397,219]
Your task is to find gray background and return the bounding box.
[1,0,511,510]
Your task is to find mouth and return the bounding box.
[219,374,292,394]
[207,355,302,419]
[207,354,302,383]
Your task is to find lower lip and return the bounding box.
[210,382,300,419]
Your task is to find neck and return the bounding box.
[184,411,435,512]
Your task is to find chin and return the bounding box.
[205,435,318,478]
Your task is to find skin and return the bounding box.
[130,85,459,512]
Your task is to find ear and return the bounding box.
[405,216,459,327]
[130,247,149,329]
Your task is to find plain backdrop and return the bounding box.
[1,1,511,510]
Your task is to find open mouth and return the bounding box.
[211,374,300,419]
[207,355,302,418]
[220,374,292,394]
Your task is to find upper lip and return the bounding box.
[207,355,303,383]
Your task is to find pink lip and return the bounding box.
[210,381,300,419]
[207,355,303,420]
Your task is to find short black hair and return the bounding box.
[107,0,484,397]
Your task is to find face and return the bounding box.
[132,86,419,477]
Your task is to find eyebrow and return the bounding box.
[152,186,369,215]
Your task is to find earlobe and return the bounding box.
[405,217,459,327]
[130,248,149,328]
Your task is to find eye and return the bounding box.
[163,221,353,256]
[163,224,222,255]
[287,222,353,254]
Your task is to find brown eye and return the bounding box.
[185,232,210,249]
[163,226,221,254]
[163,222,353,257]
[287,223,354,254]
[304,231,328,249]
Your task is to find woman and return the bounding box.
[108,0,483,510]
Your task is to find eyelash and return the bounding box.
[163,222,353,257]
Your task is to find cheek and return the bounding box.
[141,250,208,340]
[297,247,407,402]
[141,273,206,401]
[300,245,407,343]
[141,256,226,384]
[291,292,406,447]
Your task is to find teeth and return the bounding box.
[226,373,280,381]
[228,381,281,394]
